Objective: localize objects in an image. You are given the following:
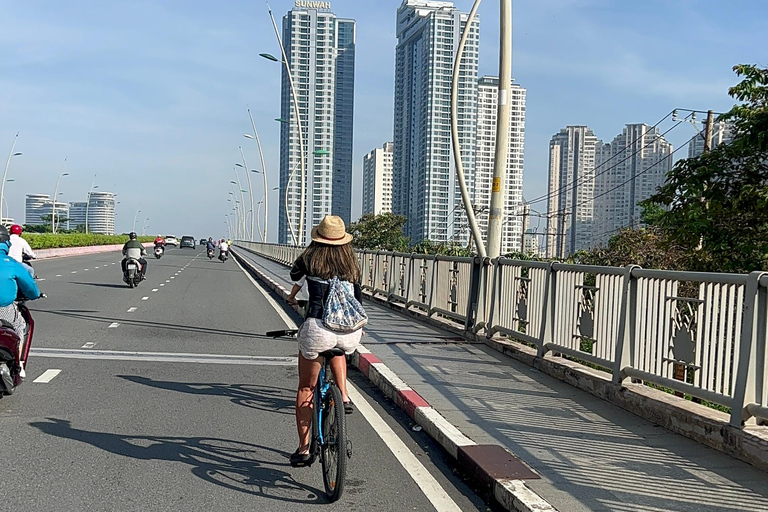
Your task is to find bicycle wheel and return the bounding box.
[320,384,347,502]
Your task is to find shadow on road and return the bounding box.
[119,375,295,414]
[30,418,324,503]
[69,281,128,289]
[36,309,275,340]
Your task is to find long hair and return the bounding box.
[301,241,361,282]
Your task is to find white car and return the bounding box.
[164,235,178,246]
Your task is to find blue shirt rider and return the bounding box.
[206,238,215,251]
[0,225,41,377]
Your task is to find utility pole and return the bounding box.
[486,0,512,259]
[519,204,529,254]
[703,110,715,152]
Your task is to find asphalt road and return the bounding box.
[0,247,496,511]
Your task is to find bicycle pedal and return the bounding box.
[346,439,353,459]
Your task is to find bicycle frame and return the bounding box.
[314,358,333,446]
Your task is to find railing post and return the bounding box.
[730,271,764,426]
[464,255,483,332]
[612,265,639,385]
[537,262,555,358]
[484,259,500,338]
[404,254,414,306]
[427,256,438,317]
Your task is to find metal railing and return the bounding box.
[234,241,768,428]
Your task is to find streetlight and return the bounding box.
[51,164,69,234]
[244,107,269,242]
[1,132,22,225]
[263,7,307,245]
[141,217,149,235]
[132,209,142,233]
[231,166,247,239]
[2,179,15,221]
[85,176,98,233]
[237,147,255,241]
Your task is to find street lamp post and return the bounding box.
[263,5,307,246]
[231,167,247,239]
[51,163,69,234]
[132,209,142,233]
[85,177,98,234]
[1,132,22,225]
[237,146,255,241]
[245,108,269,242]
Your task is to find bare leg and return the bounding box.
[296,353,321,454]
[329,355,349,402]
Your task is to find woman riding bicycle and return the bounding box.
[286,215,363,467]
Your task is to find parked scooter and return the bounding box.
[154,245,164,259]
[0,294,44,395]
[123,258,143,288]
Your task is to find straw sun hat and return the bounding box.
[311,215,353,246]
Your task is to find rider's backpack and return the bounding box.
[320,277,367,333]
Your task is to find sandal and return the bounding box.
[289,449,314,467]
[343,400,354,415]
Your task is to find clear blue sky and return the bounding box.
[1,0,764,239]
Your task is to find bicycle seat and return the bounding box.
[319,348,346,359]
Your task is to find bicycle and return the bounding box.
[267,329,350,502]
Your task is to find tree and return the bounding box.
[647,64,768,273]
[347,213,409,251]
[573,226,690,270]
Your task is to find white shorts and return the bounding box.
[297,318,362,360]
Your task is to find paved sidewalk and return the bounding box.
[235,247,768,512]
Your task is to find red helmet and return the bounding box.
[9,224,22,235]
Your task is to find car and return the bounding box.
[165,236,178,246]
[180,236,195,249]
[200,238,207,246]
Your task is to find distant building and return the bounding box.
[362,142,394,216]
[522,228,539,256]
[473,76,526,254]
[68,202,87,230]
[688,122,734,158]
[25,194,69,231]
[277,2,356,244]
[593,124,673,245]
[85,191,116,234]
[392,0,479,245]
[546,127,600,259]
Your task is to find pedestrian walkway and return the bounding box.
[235,247,768,512]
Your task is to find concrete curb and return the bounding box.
[231,247,559,512]
[36,242,154,260]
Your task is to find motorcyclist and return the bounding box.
[219,239,229,260]
[206,237,215,253]
[154,234,165,247]
[8,225,36,278]
[121,232,147,279]
[0,225,41,378]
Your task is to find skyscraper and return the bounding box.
[688,122,734,158]
[473,76,526,254]
[546,126,600,258]
[362,142,394,216]
[277,3,356,245]
[392,0,479,244]
[593,124,673,245]
[25,194,69,231]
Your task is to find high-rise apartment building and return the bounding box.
[688,122,734,158]
[473,76,526,254]
[68,192,116,233]
[392,0,479,244]
[546,127,600,258]
[593,124,673,245]
[277,3,356,245]
[25,194,68,230]
[362,142,394,216]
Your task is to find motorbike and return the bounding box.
[0,296,42,395]
[218,250,228,262]
[154,244,164,259]
[207,248,215,259]
[22,253,35,279]
[123,258,143,288]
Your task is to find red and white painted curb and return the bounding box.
[36,242,155,260]
[231,247,558,512]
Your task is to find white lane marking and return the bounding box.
[31,348,296,365]
[159,284,165,287]
[347,383,462,512]
[108,322,120,328]
[55,275,62,277]
[37,278,46,281]
[127,307,137,313]
[152,289,158,292]
[165,280,170,283]
[141,297,149,301]
[234,257,297,329]
[84,269,89,271]
[82,342,96,349]
[111,262,115,265]
[95,266,99,269]
[170,277,175,279]
[71,271,77,274]
[33,369,62,383]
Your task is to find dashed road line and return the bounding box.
[33,369,62,383]
[71,271,77,274]
[160,284,165,287]
[152,289,158,292]
[82,342,96,349]
[55,275,62,277]
[108,322,120,328]
[127,307,137,313]
[141,297,149,301]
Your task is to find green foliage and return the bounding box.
[26,233,155,250]
[647,64,768,273]
[348,213,409,252]
[574,226,690,270]
[410,239,474,257]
